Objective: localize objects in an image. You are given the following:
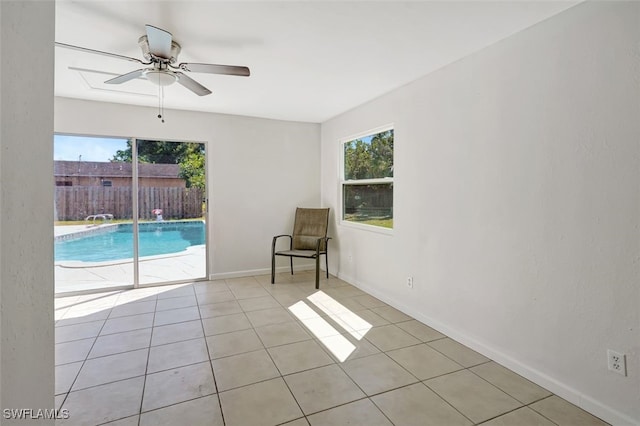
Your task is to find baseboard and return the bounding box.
[337,272,638,426]
[209,265,316,281]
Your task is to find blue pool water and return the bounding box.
[55,221,205,262]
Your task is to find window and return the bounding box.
[101,180,113,187]
[341,127,393,229]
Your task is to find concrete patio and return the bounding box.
[55,225,206,294]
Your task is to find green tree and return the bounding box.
[112,140,205,189]
[344,129,393,180]
[344,139,372,180]
[111,140,204,164]
[369,130,394,178]
[178,147,205,190]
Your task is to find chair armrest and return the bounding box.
[314,236,332,253]
[272,234,293,252]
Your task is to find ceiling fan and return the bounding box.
[55,24,250,97]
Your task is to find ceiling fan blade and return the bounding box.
[175,72,212,96]
[55,42,148,64]
[145,24,173,59]
[105,69,145,84]
[177,62,250,77]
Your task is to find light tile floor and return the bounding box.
[55,272,609,426]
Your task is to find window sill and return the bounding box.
[339,220,393,236]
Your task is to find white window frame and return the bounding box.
[339,124,394,234]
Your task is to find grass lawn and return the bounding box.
[357,218,393,228]
[344,215,393,229]
[55,217,204,226]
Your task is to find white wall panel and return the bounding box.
[321,2,640,423]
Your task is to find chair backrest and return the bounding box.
[292,207,330,251]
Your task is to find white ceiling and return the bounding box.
[55,1,577,123]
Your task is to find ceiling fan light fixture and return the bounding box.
[144,70,177,86]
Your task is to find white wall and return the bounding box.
[321,2,639,424]
[55,98,321,279]
[0,1,55,423]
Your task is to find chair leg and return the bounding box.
[315,254,320,289]
[271,253,275,284]
[290,258,294,275]
[325,253,329,279]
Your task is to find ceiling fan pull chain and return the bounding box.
[161,86,165,123]
[156,73,165,123]
[157,76,162,122]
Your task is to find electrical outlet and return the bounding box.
[406,276,414,289]
[607,349,627,376]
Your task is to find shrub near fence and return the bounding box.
[55,186,204,221]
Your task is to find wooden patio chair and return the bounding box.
[271,207,331,289]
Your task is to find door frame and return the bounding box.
[53,132,210,297]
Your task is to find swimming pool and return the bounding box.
[55,221,205,263]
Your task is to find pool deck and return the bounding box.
[54,224,206,294]
[55,225,95,237]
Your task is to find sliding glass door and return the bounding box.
[53,135,207,295]
[136,140,207,286]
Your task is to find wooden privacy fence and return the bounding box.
[55,186,204,221]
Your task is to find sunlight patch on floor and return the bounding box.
[288,300,356,362]
[306,291,372,340]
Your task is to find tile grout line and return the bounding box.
[421,378,478,425]
[466,362,549,407]
[55,291,126,313]
[233,275,318,424]
[232,276,309,424]
[295,287,478,426]
[367,394,401,426]
[268,275,435,423]
[525,395,563,426]
[473,404,552,426]
[137,294,159,426]
[262,339,308,423]
[196,283,228,426]
[56,300,117,421]
[56,277,598,426]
